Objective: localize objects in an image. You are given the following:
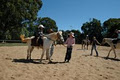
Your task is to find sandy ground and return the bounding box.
[0,44,120,80]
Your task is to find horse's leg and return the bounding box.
[27,47,31,59]
[87,42,89,50]
[47,49,52,63]
[81,42,83,49]
[84,44,85,49]
[113,48,116,58]
[40,49,45,63]
[50,45,54,58]
[83,44,85,49]
[87,44,88,50]
[29,46,34,59]
[27,48,29,59]
[46,49,49,60]
[107,48,112,58]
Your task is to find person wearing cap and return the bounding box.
[35,24,44,37]
[86,35,89,40]
[90,36,101,57]
[31,24,45,46]
[64,32,75,62]
[86,35,89,47]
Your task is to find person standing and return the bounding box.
[64,32,75,62]
[48,29,55,58]
[86,35,89,49]
[90,36,101,57]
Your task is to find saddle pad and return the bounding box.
[31,37,43,46]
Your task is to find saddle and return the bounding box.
[31,37,43,46]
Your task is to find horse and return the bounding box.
[20,31,64,63]
[81,39,90,50]
[102,38,120,58]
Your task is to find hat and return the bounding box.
[69,32,75,37]
[38,24,45,28]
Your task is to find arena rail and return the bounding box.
[0,40,22,43]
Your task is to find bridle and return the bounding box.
[57,32,64,43]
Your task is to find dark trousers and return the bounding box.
[65,47,73,62]
[91,45,98,56]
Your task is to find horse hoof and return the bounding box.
[49,60,52,63]
[106,57,109,59]
[46,58,49,60]
[114,56,116,58]
[39,60,42,63]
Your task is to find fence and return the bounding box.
[0,40,22,43]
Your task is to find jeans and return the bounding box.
[65,47,73,62]
[50,44,54,57]
[91,45,98,56]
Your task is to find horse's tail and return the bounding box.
[20,34,27,42]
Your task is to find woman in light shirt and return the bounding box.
[64,32,75,62]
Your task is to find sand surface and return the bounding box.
[0,44,120,80]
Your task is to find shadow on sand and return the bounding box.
[101,57,120,61]
[82,54,120,61]
[12,59,41,64]
[77,48,88,50]
[12,59,66,64]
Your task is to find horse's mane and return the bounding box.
[46,32,57,36]
[45,31,62,37]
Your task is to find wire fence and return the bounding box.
[0,40,27,46]
[0,40,22,43]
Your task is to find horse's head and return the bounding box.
[101,38,107,45]
[57,31,64,44]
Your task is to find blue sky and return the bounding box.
[38,0,120,31]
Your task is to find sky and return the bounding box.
[38,0,120,31]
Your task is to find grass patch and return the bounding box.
[0,43,27,46]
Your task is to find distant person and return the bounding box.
[86,35,89,40]
[86,35,89,46]
[90,36,101,57]
[64,32,75,62]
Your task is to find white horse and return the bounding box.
[102,38,120,58]
[20,31,64,63]
[81,39,90,50]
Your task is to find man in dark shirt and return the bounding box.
[90,36,101,57]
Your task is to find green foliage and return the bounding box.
[81,18,103,42]
[103,18,120,38]
[61,30,81,44]
[37,17,58,33]
[0,0,43,39]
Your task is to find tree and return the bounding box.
[37,17,58,34]
[81,18,103,42]
[71,30,81,44]
[61,30,81,44]
[0,0,43,39]
[103,18,120,38]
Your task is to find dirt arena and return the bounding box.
[0,44,120,80]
